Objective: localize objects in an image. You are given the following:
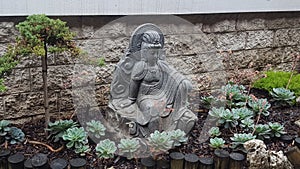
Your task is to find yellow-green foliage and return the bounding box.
[253,71,300,96]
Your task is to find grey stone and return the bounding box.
[216,32,247,51]
[165,33,215,56]
[236,13,266,31]
[245,30,274,49]
[274,28,300,47]
[266,13,300,29]
[244,139,293,169]
[3,68,31,94]
[202,14,237,33]
[108,23,198,137]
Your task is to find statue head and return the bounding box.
[141,30,162,49]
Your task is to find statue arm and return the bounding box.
[129,61,147,101]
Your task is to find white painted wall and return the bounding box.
[1,0,300,16]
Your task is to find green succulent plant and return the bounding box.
[200,96,218,109]
[0,120,11,136]
[86,120,106,139]
[230,133,256,149]
[209,107,239,128]
[253,124,271,140]
[248,98,271,116]
[167,129,188,146]
[232,107,254,120]
[118,138,140,160]
[208,127,221,138]
[75,144,90,156]
[62,127,88,154]
[6,127,25,144]
[148,130,173,156]
[270,88,296,106]
[209,137,225,149]
[47,120,78,142]
[96,139,117,159]
[240,118,254,130]
[221,83,248,108]
[268,122,286,138]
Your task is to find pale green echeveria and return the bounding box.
[167,129,188,146]
[118,138,140,159]
[62,127,88,149]
[209,137,225,149]
[96,139,117,159]
[208,127,221,138]
[0,120,11,136]
[148,130,173,155]
[86,120,106,139]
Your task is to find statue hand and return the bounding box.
[120,99,135,108]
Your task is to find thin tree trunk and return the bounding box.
[42,40,49,133]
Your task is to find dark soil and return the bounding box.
[2,88,300,169]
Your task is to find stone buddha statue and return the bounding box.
[109,23,197,137]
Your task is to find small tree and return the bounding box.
[15,14,80,130]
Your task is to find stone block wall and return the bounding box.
[0,12,300,121]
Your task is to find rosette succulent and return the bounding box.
[148,130,173,156]
[6,127,25,144]
[96,139,117,159]
[118,138,140,159]
[86,120,106,139]
[0,120,10,137]
[268,122,286,138]
[248,98,271,116]
[230,133,256,149]
[47,119,78,142]
[62,127,88,154]
[270,87,296,106]
[208,127,221,138]
[167,129,188,146]
[209,138,225,149]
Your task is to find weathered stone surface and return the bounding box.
[216,32,247,51]
[95,84,110,106]
[244,139,293,169]
[167,52,224,75]
[165,33,215,56]
[95,63,115,85]
[245,30,274,49]
[0,43,8,56]
[2,68,31,94]
[202,14,237,33]
[236,13,266,31]
[2,91,58,119]
[99,37,129,62]
[274,28,300,47]
[0,22,17,43]
[188,71,228,91]
[265,12,300,29]
[58,89,74,112]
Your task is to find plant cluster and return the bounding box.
[47,119,78,142]
[117,138,140,160]
[253,71,300,97]
[207,82,286,151]
[62,127,90,156]
[96,139,117,159]
[0,120,25,144]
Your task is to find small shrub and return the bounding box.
[148,130,173,156]
[253,71,300,97]
[62,127,89,155]
[209,138,225,149]
[86,120,106,139]
[270,88,295,106]
[167,129,188,146]
[248,98,270,116]
[118,138,140,160]
[96,139,117,159]
[268,122,286,138]
[47,120,78,142]
[253,124,271,140]
[230,133,256,149]
[208,127,221,138]
[6,127,25,144]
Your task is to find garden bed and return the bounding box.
[1,87,299,169]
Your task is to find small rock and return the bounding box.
[244,139,293,169]
[295,119,300,128]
